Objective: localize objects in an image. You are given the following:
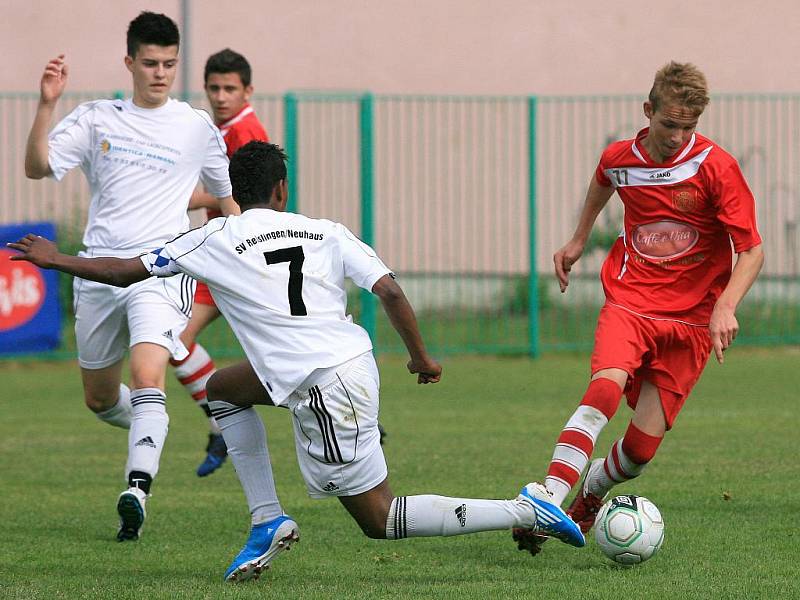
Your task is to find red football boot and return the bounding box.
[512,528,548,556]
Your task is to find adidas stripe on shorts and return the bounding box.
[288,351,387,498]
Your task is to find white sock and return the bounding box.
[590,440,648,497]
[385,494,534,539]
[209,400,282,525]
[96,384,132,429]
[126,388,169,480]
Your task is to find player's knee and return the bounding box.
[205,371,238,404]
[344,491,392,539]
[205,371,241,405]
[128,364,165,391]
[83,392,116,413]
[206,371,224,402]
[580,377,624,420]
[357,514,388,539]
[129,369,165,390]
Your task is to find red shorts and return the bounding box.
[194,282,216,307]
[591,303,712,429]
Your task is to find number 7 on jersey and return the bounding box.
[264,246,307,316]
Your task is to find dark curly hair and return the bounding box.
[229,141,288,207]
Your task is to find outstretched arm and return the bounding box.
[7,234,150,288]
[25,55,68,179]
[372,274,442,384]
[553,177,615,292]
[709,243,764,364]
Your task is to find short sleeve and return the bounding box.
[595,151,612,187]
[48,102,97,181]
[197,111,233,199]
[713,162,762,253]
[336,224,392,291]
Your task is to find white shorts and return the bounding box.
[288,351,388,499]
[73,273,194,369]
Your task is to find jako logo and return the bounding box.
[649,170,672,180]
[0,249,45,331]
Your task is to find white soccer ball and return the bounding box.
[594,495,664,565]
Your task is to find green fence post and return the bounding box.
[284,92,298,213]
[359,92,377,344]
[527,96,540,358]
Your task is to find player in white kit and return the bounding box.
[23,12,235,541]
[10,141,585,580]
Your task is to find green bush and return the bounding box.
[501,275,553,315]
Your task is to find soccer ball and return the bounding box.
[594,495,664,565]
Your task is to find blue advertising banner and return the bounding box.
[0,222,62,354]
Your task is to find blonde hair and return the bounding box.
[648,62,710,116]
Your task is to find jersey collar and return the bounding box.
[218,104,254,135]
[632,127,696,165]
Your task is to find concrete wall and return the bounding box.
[4,0,800,95]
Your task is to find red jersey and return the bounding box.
[595,128,761,325]
[207,104,269,219]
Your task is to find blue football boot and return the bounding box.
[517,482,585,548]
[224,515,300,582]
[197,433,227,477]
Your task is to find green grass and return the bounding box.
[1,348,798,599]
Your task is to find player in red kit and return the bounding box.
[173,49,269,476]
[514,61,764,555]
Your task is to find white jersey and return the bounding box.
[140,208,393,404]
[48,97,231,256]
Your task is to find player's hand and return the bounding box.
[553,239,584,293]
[7,234,58,268]
[709,304,739,364]
[407,356,442,384]
[40,55,68,105]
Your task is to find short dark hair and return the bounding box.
[126,12,180,58]
[204,48,252,87]
[229,141,288,207]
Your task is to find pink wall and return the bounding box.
[4,0,800,95]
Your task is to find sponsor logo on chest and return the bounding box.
[630,220,700,262]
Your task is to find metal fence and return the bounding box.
[1,91,798,359]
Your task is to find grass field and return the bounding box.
[1,348,798,599]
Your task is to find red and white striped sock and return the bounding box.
[545,378,622,505]
[590,421,663,497]
[170,343,220,434]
